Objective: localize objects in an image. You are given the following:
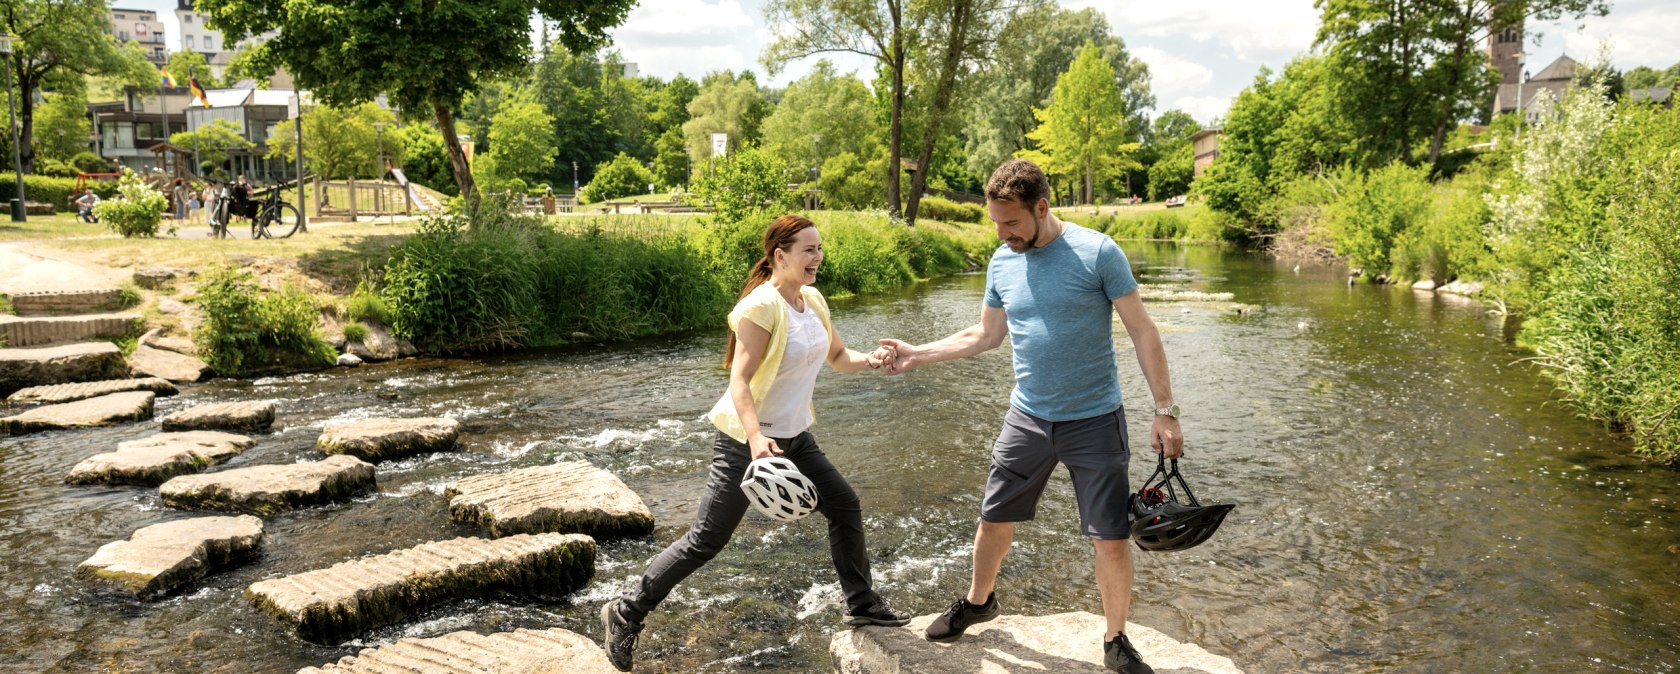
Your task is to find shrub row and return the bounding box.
[0,173,120,211]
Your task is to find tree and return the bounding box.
[1,0,156,172]
[166,50,213,86]
[690,145,795,224]
[33,88,91,163]
[681,72,763,178]
[902,0,1023,224]
[651,127,689,190]
[582,152,653,202]
[764,0,911,216]
[1025,44,1137,205]
[265,103,401,180]
[1147,109,1199,148]
[197,0,637,213]
[962,5,1151,194]
[759,60,878,186]
[1315,0,1610,168]
[1623,62,1679,91]
[487,95,557,181]
[172,120,253,175]
[1147,142,1194,201]
[397,124,456,195]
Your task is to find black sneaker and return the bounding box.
[1104,633,1155,674]
[923,592,999,642]
[843,598,912,626]
[600,598,642,672]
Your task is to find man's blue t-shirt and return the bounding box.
[984,222,1139,421]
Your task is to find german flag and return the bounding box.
[188,76,209,107]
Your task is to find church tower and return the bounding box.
[1488,12,1525,116]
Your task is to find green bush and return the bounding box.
[917,196,983,224]
[0,173,119,211]
[36,161,79,178]
[582,153,654,203]
[192,267,336,376]
[342,321,370,343]
[92,170,169,238]
[1324,161,1431,275]
[690,146,796,224]
[345,282,393,325]
[71,152,109,175]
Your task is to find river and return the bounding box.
[2,242,1676,673]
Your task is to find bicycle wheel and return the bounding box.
[212,201,230,239]
[251,209,266,239]
[265,202,303,238]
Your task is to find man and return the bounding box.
[877,158,1184,674]
[75,189,100,224]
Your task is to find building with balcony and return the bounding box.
[108,7,168,66]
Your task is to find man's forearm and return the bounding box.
[1131,323,1175,408]
[914,323,999,365]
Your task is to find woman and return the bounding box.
[599,214,909,672]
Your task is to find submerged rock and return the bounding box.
[77,515,263,600]
[7,377,176,405]
[158,454,375,515]
[446,461,654,539]
[831,612,1244,674]
[0,391,155,435]
[247,533,596,644]
[316,417,460,462]
[161,400,276,433]
[298,627,616,673]
[66,431,256,486]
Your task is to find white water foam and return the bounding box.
[795,582,842,620]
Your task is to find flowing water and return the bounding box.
[2,242,1677,673]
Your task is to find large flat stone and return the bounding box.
[298,627,616,673]
[67,431,257,486]
[161,400,276,433]
[0,391,155,435]
[158,455,375,515]
[129,344,210,383]
[7,377,177,405]
[446,461,654,539]
[77,515,263,600]
[248,533,596,644]
[831,612,1244,674]
[0,312,139,348]
[0,342,130,394]
[139,327,197,355]
[316,417,460,462]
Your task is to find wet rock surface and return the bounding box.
[0,391,155,435]
[315,417,460,462]
[158,454,375,515]
[446,461,654,539]
[66,431,257,486]
[76,515,264,600]
[161,400,277,433]
[7,377,176,405]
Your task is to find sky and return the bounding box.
[124,0,1680,126]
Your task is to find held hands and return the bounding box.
[1151,415,1185,459]
[748,433,782,460]
[866,344,895,370]
[876,338,918,375]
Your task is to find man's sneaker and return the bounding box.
[843,598,912,626]
[600,598,642,672]
[923,592,999,642]
[1104,633,1156,674]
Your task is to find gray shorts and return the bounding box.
[980,406,1133,539]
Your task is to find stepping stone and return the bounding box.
[316,417,460,462]
[446,461,654,539]
[159,455,375,515]
[247,533,596,644]
[831,612,1245,674]
[139,328,197,356]
[0,391,155,435]
[161,400,276,433]
[298,627,616,673]
[6,288,124,315]
[77,515,264,600]
[0,312,140,348]
[0,342,129,394]
[66,431,257,486]
[129,344,210,383]
[8,377,177,405]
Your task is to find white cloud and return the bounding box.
[1171,96,1231,126]
[1132,46,1214,106]
[1074,0,1319,62]
[1530,0,1680,70]
[610,0,758,79]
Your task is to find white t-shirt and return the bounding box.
[755,302,829,437]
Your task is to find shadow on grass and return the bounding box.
[296,232,412,293]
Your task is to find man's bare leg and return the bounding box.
[966,520,1014,604]
[1093,539,1134,639]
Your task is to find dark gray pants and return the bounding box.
[618,431,880,622]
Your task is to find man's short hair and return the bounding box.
[985,159,1050,207]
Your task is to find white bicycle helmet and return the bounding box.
[740,457,820,522]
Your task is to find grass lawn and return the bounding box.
[0,212,113,241]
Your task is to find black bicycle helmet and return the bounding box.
[1128,455,1234,552]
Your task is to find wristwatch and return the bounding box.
[1153,403,1181,419]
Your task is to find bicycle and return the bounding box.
[250,186,302,239]
[206,180,233,239]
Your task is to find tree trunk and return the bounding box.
[433,101,479,215]
[18,73,36,174]
[1084,155,1093,205]
[1427,9,1478,168]
[904,0,972,226]
[884,2,904,218]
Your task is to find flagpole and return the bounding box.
[161,59,171,177]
